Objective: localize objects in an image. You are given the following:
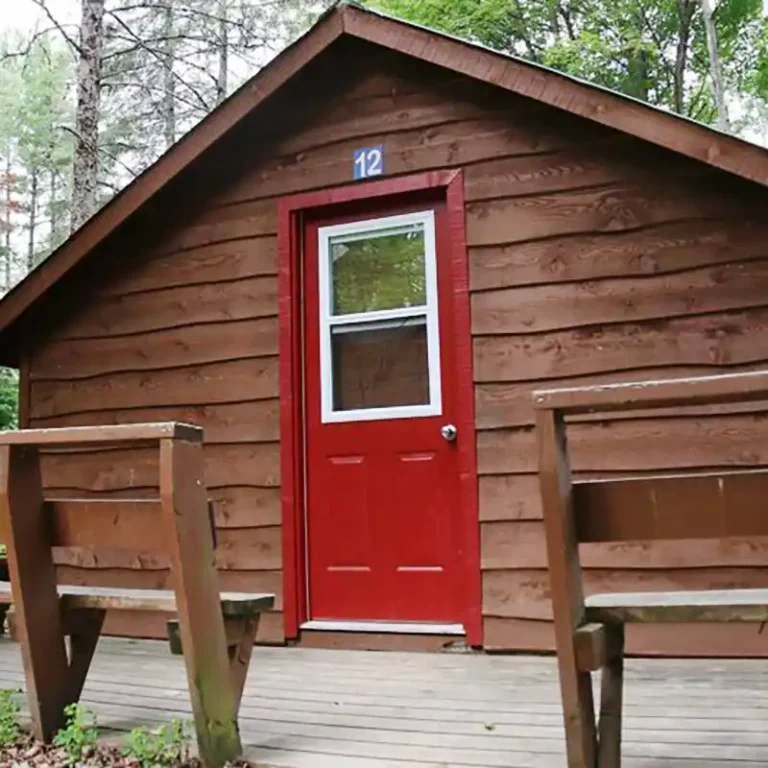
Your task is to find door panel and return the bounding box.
[304,201,463,625]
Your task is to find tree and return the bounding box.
[0,368,18,431]
[73,0,106,230]
[369,0,767,137]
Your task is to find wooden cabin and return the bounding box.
[1,2,768,657]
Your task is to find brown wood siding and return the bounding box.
[23,43,768,653]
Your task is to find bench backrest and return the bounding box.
[0,423,213,580]
[534,370,768,548]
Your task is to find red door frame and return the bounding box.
[277,170,482,646]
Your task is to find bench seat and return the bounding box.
[0,581,274,617]
[585,588,768,624]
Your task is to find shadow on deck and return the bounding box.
[0,636,765,767]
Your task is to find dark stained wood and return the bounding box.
[0,444,70,740]
[103,238,278,296]
[57,276,277,341]
[472,259,768,336]
[573,623,613,672]
[32,318,278,380]
[34,400,280,446]
[477,415,768,475]
[31,358,278,419]
[39,443,280,493]
[465,180,740,248]
[0,423,202,445]
[597,625,624,768]
[158,437,242,765]
[536,409,596,768]
[574,471,768,543]
[482,567,768,621]
[473,308,768,383]
[481,520,768,571]
[535,369,768,414]
[469,218,768,292]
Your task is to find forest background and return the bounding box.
[0,0,766,426]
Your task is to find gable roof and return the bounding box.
[2,0,767,360]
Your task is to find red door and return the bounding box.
[303,198,464,626]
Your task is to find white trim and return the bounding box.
[301,620,465,635]
[317,210,442,424]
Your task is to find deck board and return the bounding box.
[0,637,766,766]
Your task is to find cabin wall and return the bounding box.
[23,44,768,653]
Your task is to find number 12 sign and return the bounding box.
[353,145,384,180]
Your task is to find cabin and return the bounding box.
[1,1,767,658]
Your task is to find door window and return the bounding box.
[318,210,442,423]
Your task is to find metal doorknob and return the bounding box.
[441,424,458,442]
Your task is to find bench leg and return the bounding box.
[64,608,106,705]
[160,438,241,768]
[597,625,625,768]
[228,616,259,713]
[0,445,71,740]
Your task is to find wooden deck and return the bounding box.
[0,637,765,767]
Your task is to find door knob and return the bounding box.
[441,424,458,442]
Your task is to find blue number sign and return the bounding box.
[353,145,384,180]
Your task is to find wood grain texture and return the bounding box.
[472,258,768,336]
[31,358,278,419]
[31,318,278,380]
[57,276,277,340]
[477,414,768,475]
[481,520,768,571]
[39,443,280,491]
[469,218,768,291]
[18,46,768,655]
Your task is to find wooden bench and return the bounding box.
[0,423,274,768]
[533,370,768,768]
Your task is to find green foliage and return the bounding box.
[53,703,99,766]
[368,0,768,135]
[0,368,18,431]
[0,689,21,746]
[121,718,190,767]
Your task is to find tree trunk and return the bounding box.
[3,158,11,292]
[163,0,176,149]
[49,169,58,252]
[216,0,228,104]
[674,0,696,114]
[27,169,38,273]
[700,0,730,131]
[72,0,105,230]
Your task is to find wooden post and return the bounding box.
[598,625,625,768]
[0,444,69,740]
[159,438,241,767]
[536,409,596,768]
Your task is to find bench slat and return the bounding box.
[0,423,202,446]
[585,588,768,623]
[0,582,273,617]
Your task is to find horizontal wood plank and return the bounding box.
[574,471,768,543]
[472,259,768,336]
[478,414,768,475]
[39,443,280,491]
[469,219,768,291]
[465,180,741,248]
[33,400,280,445]
[481,520,768,570]
[31,358,279,419]
[52,525,282,571]
[483,567,768,621]
[31,318,278,380]
[473,308,768,383]
[104,238,278,296]
[58,276,277,340]
[0,422,201,445]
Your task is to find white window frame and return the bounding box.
[318,210,442,424]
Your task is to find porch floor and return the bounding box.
[0,637,766,767]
